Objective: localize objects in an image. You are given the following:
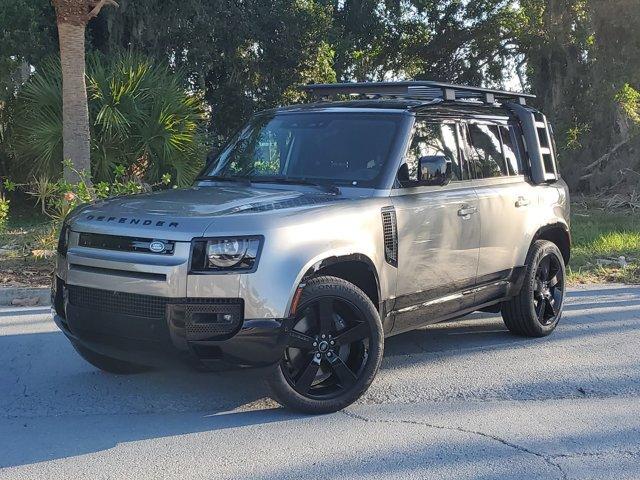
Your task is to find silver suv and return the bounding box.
[52,81,570,413]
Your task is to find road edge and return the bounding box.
[0,287,50,306]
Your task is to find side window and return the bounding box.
[466,123,508,178]
[404,120,466,182]
[499,125,523,175]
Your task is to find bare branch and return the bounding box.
[87,0,119,20]
[580,139,632,179]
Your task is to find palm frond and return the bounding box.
[10,52,207,185]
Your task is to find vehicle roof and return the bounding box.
[266,99,516,119]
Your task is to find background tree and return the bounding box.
[1,0,639,193]
[518,0,640,193]
[50,0,118,183]
[0,0,57,179]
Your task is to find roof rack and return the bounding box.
[300,81,535,106]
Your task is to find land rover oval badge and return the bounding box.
[149,241,166,253]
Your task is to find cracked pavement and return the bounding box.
[1,284,639,479]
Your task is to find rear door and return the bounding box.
[390,118,480,333]
[460,120,535,304]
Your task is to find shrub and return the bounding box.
[0,195,8,231]
[9,52,208,186]
[29,160,173,223]
[0,162,173,251]
[0,178,15,231]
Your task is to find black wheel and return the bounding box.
[266,276,384,414]
[71,341,151,374]
[502,240,566,337]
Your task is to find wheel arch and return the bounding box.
[301,254,381,311]
[532,223,571,265]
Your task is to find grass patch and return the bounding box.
[569,206,640,284]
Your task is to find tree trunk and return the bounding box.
[57,21,91,184]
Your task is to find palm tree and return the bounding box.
[51,0,118,183]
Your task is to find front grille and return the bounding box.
[382,207,398,266]
[68,285,241,317]
[68,285,168,318]
[78,232,175,255]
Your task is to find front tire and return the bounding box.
[71,342,151,374]
[266,276,384,414]
[501,240,566,337]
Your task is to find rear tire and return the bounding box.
[501,240,566,337]
[266,276,384,414]
[72,342,151,374]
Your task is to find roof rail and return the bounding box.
[300,81,535,106]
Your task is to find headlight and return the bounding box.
[191,236,262,273]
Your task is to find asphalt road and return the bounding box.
[1,284,639,479]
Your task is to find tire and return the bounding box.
[71,341,151,374]
[266,276,384,414]
[501,240,566,337]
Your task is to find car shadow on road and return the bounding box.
[1,405,306,469]
[0,326,310,468]
[384,287,640,359]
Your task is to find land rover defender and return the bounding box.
[52,81,570,414]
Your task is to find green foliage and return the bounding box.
[85,0,521,141]
[9,52,207,186]
[0,195,8,231]
[8,58,63,180]
[0,0,56,102]
[566,123,591,150]
[21,160,174,223]
[615,84,640,125]
[3,178,16,192]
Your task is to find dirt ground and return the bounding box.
[0,257,53,288]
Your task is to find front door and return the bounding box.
[391,119,480,333]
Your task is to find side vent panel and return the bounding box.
[381,207,398,267]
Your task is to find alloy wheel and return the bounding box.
[281,296,371,400]
[533,253,564,326]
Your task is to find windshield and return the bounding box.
[205,112,402,187]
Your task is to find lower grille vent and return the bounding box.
[68,285,168,319]
[67,285,242,323]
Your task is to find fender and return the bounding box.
[532,222,571,265]
[286,251,382,315]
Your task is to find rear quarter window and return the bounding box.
[465,123,508,178]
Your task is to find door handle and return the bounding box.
[457,206,477,218]
[515,197,530,208]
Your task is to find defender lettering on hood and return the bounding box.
[85,215,179,228]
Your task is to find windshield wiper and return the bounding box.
[198,175,251,185]
[249,177,341,195]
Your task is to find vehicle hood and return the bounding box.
[68,185,346,240]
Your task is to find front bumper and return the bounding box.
[52,277,289,369]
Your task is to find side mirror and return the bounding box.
[418,155,452,186]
